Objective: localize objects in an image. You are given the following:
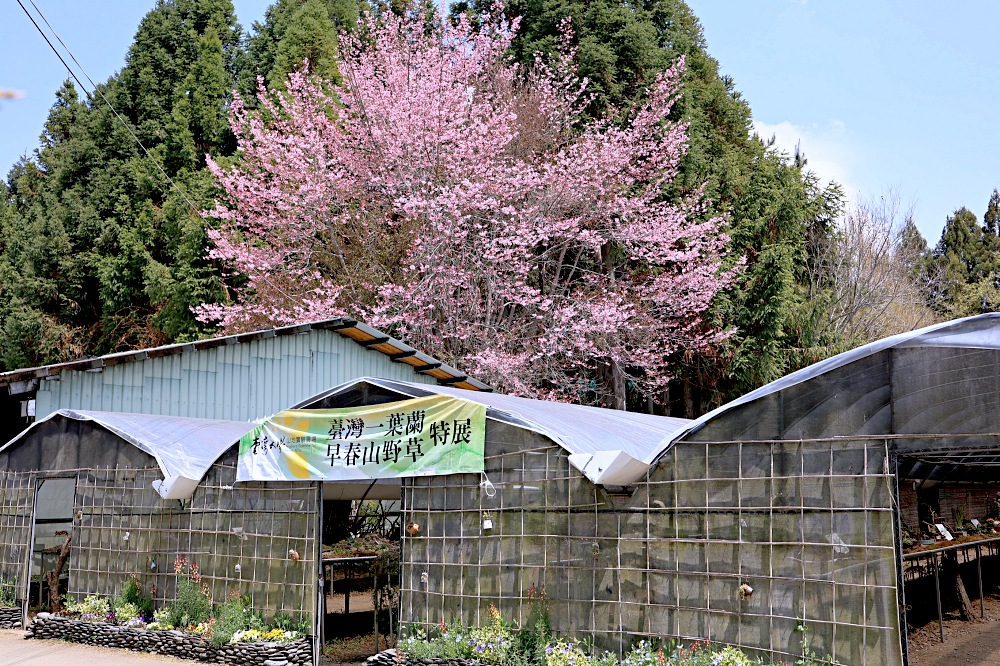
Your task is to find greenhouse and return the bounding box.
[0,389,493,660]
[5,314,1000,665]
[0,411,321,632]
[311,313,1000,666]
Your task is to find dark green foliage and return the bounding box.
[271,0,343,85]
[516,586,551,664]
[931,200,1000,316]
[241,0,361,95]
[164,573,213,628]
[0,0,240,368]
[118,576,154,619]
[270,610,309,634]
[211,593,265,646]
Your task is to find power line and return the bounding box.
[16,0,201,215]
[16,0,313,314]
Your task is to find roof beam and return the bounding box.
[358,336,391,348]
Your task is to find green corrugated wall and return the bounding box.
[35,329,436,422]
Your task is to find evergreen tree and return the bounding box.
[242,0,359,94]
[270,0,343,86]
[932,206,999,316]
[0,0,240,368]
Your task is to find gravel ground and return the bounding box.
[908,592,1000,665]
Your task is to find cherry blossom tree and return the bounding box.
[198,10,740,407]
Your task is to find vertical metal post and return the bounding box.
[932,554,944,643]
[977,544,985,619]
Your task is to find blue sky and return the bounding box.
[688,0,1000,244]
[3,1,999,244]
[0,1,271,171]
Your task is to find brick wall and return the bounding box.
[898,482,1000,534]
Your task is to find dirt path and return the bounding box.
[908,594,1000,665]
[0,629,188,665]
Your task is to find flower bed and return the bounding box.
[26,613,313,665]
[0,606,20,629]
[23,561,314,665]
[377,606,798,666]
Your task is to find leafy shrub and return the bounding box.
[210,592,265,647]
[466,605,517,665]
[117,576,153,619]
[399,625,471,661]
[114,601,142,625]
[0,578,15,607]
[517,584,551,664]
[271,610,310,635]
[162,558,213,628]
[710,646,754,665]
[545,640,592,666]
[148,607,174,630]
[622,640,655,666]
[64,595,111,622]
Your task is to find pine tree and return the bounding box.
[270,0,343,86]
[0,1,240,368]
[242,0,360,95]
[932,206,999,316]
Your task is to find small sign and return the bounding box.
[935,523,954,541]
[972,519,981,528]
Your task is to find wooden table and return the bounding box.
[321,555,377,615]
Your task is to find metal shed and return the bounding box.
[0,411,325,644]
[0,318,490,445]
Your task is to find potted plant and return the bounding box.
[954,507,967,536]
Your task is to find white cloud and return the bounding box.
[752,119,855,192]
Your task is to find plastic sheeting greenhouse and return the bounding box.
[0,412,321,642]
[5,314,1000,666]
[317,314,1000,666]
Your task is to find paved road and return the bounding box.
[0,629,188,665]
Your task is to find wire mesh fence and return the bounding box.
[0,470,36,602]
[0,462,320,628]
[400,431,903,666]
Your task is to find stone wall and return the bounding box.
[26,614,313,666]
[368,649,472,666]
[0,606,20,629]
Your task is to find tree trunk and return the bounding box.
[44,531,72,613]
[943,551,978,622]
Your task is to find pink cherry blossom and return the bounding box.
[197,9,740,406]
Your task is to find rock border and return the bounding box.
[26,613,313,666]
[0,606,20,629]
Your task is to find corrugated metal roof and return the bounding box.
[1,317,491,394]
[661,313,1000,452]
[2,409,251,481]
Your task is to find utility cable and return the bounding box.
[17,0,201,214]
[17,0,312,313]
